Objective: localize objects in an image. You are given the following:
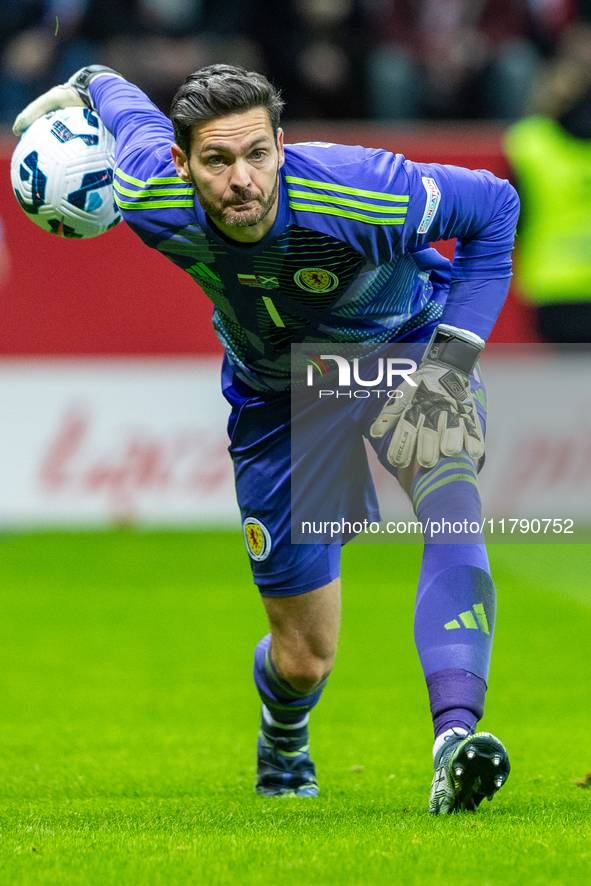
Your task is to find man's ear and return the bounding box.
[171,143,191,182]
[277,128,285,170]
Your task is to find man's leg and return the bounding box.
[224,363,383,796]
[398,456,510,813]
[261,578,341,694]
[253,578,341,797]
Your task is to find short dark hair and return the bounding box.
[171,64,285,156]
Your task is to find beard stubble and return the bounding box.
[191,166,280,229]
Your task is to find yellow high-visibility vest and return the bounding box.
[505,115,591,303]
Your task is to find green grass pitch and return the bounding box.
[1,531,590,885]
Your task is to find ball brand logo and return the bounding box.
[50,119,99,147]
[294,268,339,292]
[306,355,418,389]
[243,517,272,561]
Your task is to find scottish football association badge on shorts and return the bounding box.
[243,517,272,561]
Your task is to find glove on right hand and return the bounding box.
[370,363,485,469]
[13,66,123,136]
[369,323,486,469]
[13,84,84,136]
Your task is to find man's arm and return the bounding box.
[401,162,520,341]
[370,161,519,469]
[87,75,174,150]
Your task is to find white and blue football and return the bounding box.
[11,106,121,239]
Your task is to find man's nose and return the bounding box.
[229,159,252,190]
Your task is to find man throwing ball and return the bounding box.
[14,64,518,812]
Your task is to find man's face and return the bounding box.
[171,107,284,241]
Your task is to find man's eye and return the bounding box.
[207,156,226,166]
[251,150,266,160]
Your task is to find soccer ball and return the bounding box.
[11,106,121,239]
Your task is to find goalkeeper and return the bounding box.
[14,64,518,814]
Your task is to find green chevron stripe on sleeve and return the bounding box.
[285,176,409,203]
[114,181,194,199]
[287,189,407,215]
[444,619,461,630]
[289,202,405,226]
[147,176,187,185]
[114,194,194,210]
[114,168,146,188]
[459,610,479,629]
[115,167,187,188]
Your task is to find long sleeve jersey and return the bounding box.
[90,76,519,393]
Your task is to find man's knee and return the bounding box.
[262,578,341,694]
[275,649,333,695]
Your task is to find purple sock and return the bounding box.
[427,668,486,737]
[253,634,328,725]
[412,458,496,738]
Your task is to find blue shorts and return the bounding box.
[223,352,488,598]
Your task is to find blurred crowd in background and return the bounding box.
[2,0,591,342]
[0,0,590,125]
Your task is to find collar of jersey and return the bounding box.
[194,173,290,253]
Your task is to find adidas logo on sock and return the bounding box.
[444,604,489,633]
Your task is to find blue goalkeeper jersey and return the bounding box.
[90,76,519,393]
